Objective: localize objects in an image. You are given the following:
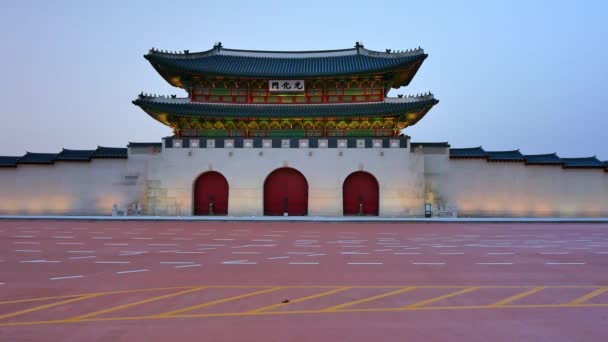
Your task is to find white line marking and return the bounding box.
[252,239,275,242]
[148,244,179,246]
[175,264,201,268]
[545,262,586,265]
[13,242,40,245]
[232,252,260,254]
[340,252,370,255]
[595,252,608,254]
[15,250,41,252]
[12,235,35,238]
[105,243,128,246]
[69,256,96,260]
[116,269,148,274]
[289,262,319,265]
[222,260,248,264]
[53,236,74,239]
[413,262,445,265]
[92,237,112,240]
[307,254,326,257]
[476,262,513,265]
[439,252,465,255]
[66,251,94,253]
[175,251,205,254]
[172,238,192,241]
[267,256,289,260]
[20,260,61,263]
[198,244,225,247]
[95,261,131,264]
[50,275,83,280]
[132,237,153,240]
[214,239,235,241]
[57,242,83,245]
[394,252,421,255]
[160,262,194,264]
[539,252,570,255]
[348,262,383,265]
[487,252,515,255]
[373,249,393,252]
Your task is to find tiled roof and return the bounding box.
[145,44,426,84]
[0,156,20,167]
[410,142,450,148]
[561,157,605,169]
[524,153,564,165]
[18,152,57,164]
[127,142,162,148]
[449,147,486,159]
[91,147,128,159]
[55,149,96,161]
[486,150,525,162]
[0,147,128,167]
[133,95,438,120]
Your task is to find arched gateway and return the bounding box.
[193,171,229,215]
[343,171,379,216]
[264,168,308,216]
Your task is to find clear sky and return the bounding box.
[0,0,606,159]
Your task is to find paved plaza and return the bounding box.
[1,220,608,341]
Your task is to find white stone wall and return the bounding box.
[0,159,148,215]
[0,143,606,217]
[146,145,425,217]
[428,158,608,217]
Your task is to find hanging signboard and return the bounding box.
[268,80,305,93]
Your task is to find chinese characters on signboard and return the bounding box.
[268,80,305,93]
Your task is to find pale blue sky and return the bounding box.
[0,0,606,159]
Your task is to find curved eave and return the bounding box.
[145,53,427,90]
[132,97,438,126]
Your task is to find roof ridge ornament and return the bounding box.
[213,42,223,51]
[355,41,364,54]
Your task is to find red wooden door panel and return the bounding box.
[264,168,308,216]
[194,171,229,215]
[343,171,379,216]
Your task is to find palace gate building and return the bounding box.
[0,43,607,217]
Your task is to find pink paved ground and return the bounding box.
[1,220,608,341]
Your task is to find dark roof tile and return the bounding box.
[17,152,57,164]
[55,149,95,161]
[524,153,563,165]
[91,146,127,159]
[486,150,525,162]
[449,147,486,158]
[410,142,450,148]
[561,157,605,169]
[0,156,20,167]
[127,142,162,148]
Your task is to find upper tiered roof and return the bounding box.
[145,42,427,89]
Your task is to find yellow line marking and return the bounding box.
[404,287,479,308]
[322,287,417,311]
[0,286,195,305]
[568,287,608,305]
[67,286,207,321]
[2,303,608,327]
[248,287,352,313]
[155,287,285,317]
[0,294,100,320]
[2,285,605,306]
[490,286,546,307]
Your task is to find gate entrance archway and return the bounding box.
[343,171,379,216]
[193,171,229,215]
[264,168,308,216]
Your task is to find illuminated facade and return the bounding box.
[0,43,606,217]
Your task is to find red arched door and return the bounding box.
[343,171,379,216]
[194,171,229,215]
[264,168,308,216]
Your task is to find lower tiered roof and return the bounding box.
[0,147,127,167]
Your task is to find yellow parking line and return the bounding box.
[322,287,416,311]
[490,286,546,307]
[404,287,479,309]
[0,286,194,305]
[155,287,285,317]
[568,287,608,305]
[0,294,100,320]
[68,286,207,321]
[248,286,352,313]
